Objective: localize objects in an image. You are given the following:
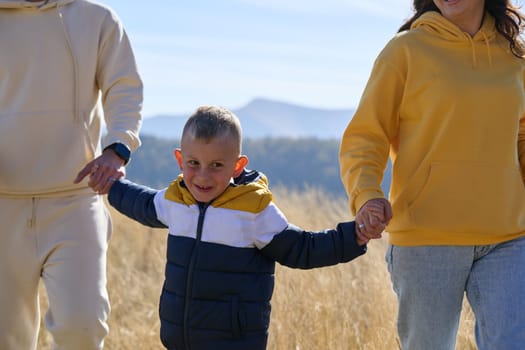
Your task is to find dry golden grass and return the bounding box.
[37,188,477,349]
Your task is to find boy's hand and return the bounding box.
[356,232,369,246]
[356,221,386,246]
[355,198,392,242]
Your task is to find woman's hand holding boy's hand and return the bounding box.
[355,198,393,245]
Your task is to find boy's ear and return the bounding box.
[174,149,183,169]
[233,155,248,177]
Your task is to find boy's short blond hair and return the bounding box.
[182,105,243,153]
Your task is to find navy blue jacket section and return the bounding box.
[261,222,362,268]
[160,235,275,350]
[108,177,366,350]
[108,180,166,228]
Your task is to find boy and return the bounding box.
[103,106,385,350]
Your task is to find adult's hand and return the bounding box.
[355,198,393,241]
[74,149,126,194]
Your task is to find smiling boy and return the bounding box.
[103,105,384,350]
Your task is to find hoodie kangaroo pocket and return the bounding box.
[408,162,525,233]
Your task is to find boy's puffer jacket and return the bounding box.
[109,170,365,350]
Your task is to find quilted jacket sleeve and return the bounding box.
[108,179,167,228]
[260,221,366,269]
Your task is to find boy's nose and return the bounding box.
[196,168,211,178]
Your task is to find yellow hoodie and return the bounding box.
[340,12,525,246]
[0,0,142,197]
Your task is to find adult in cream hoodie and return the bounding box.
[339,1,525,349]
[0,0,142,349]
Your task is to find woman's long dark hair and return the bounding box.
[398,0,525,57]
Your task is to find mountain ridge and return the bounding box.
[140,98,355,140]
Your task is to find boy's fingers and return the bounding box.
[356,230,369,245]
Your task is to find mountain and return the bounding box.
[140,98,355,140]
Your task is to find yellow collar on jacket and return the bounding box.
[164,173,273,214]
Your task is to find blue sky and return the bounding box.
[102,0,412,118]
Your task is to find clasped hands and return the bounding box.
[74,149,126,194]
[355,198,392,246]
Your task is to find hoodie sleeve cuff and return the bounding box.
[353,190,385,214]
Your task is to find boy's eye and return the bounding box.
[187,160,199,167]
[211,162,223,168]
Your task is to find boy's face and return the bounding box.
[175,134,248,203]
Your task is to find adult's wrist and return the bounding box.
[104,142,131,165]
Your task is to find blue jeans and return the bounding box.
[386,236,525,350]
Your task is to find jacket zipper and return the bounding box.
[183,202,209,350]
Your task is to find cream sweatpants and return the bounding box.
[0,194,111,350]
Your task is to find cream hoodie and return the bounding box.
[340,12,525,246]
[0,0,143,197]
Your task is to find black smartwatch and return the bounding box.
[104,142,131,165]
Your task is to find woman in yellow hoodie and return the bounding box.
[339,0,525,349]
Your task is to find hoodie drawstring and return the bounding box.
[481,30,493,67]
[467,35,478,68]
[467,30,493,69]
[56,4,97,157]
[56,4,79,122]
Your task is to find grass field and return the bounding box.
[37,188,477,349]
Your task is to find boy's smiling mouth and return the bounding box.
[195,184,212,192]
